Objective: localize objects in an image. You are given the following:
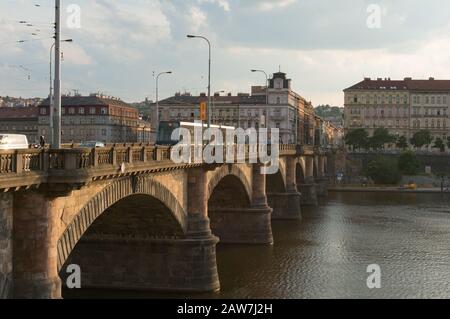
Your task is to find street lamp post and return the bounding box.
[49,39,72,146]
[187,34,211,127]
[53,0,62,149]
[155,71,172,137]
[251,69,269,129]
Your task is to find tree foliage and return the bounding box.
[366,157,402,185]
[433,137,446,152]
[345,128,369,150]
[410,130,433,149]
[369,128,396,150]
[398,151,420,175]
[396,136,408,150]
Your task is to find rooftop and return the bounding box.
[344,77,450,92]
[39,95,134,109]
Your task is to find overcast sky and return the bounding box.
[1,0,450,106]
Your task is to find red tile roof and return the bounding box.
[344,78,450,92]
[0,106,38,118]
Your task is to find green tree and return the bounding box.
[398,151,420,175]
[369,128,396,150]
[345,128,369,151]
[396,136,408,150]
[410,130,433,149]
[366,157,402,185]
[433,137,446,152]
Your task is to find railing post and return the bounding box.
[64,150,79,170]
[112,148,117,166]
[92,148,99,167]
[41,149,49,171]
[127,147,133,164]
[15,151,23,174]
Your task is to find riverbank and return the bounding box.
[329,186,450,193]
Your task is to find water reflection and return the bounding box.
[65,192,450,299]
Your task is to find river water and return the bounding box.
[65,192,450,299]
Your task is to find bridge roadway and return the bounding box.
[0,143,336,298]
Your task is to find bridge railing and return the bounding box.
[0,149,44,174]
[0,143,300,175]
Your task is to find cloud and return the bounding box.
[258,0,297,11]
[198,0,231,11]
[187,6,208,32]
[62,44,94,65]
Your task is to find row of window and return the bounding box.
[0,125,38,131]
[412,107,447,116]
[412,95,448,105]
[412,119,447,129]
[350,94,409,104]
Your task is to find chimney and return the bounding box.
[200,93,206,97]
[429,77,435,80]
[364,77,370,81]
[228,93,232,97]
[377,78,382,81]
[404,77,412,81]
[214,93,220,97]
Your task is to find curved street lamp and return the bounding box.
[251,69,269,128]
[155,71,172,136]
[187,34,211,127]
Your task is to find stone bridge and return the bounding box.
[0,143,336,298]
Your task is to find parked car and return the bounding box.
[80,141,106,148]
[0,134,29,150]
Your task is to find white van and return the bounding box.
[0,134,29,150]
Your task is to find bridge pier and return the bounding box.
[12,191,62,299]
[209,164,274,245]
[301,157,318,206]
[0,193,13,299]
[61,230,220,293]
[315,156,329,197]
[268,157,302,220]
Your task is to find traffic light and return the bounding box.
[200,102,207,121]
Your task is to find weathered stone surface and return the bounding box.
[268,192,302,220]
[0,193,13,299]
[300,183,318,206]
[61,235,220,293]
[315,177,329,197]
[209,207,274,244]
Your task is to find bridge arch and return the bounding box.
[57,176,186,270]
[207,165,252,203]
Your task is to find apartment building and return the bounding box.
[154,72,317,145]
[38,94,151,144]
[344,77,450,140]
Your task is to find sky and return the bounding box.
[2,0,450,106]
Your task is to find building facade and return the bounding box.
[344,77,450,141]
[154,72,325,145]
[38,95,151,144]
[0,107,39,143]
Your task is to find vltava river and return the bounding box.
[65,192,450,299]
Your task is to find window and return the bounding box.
[40,108,47,115]
[90,107,96,115]
[69,107,75,114]
[277,97,281,104]
[353,95,358,103]
[61,108,65,115]
[79,108,85,114]
[101,107,108,115]
[102,129,107,136]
